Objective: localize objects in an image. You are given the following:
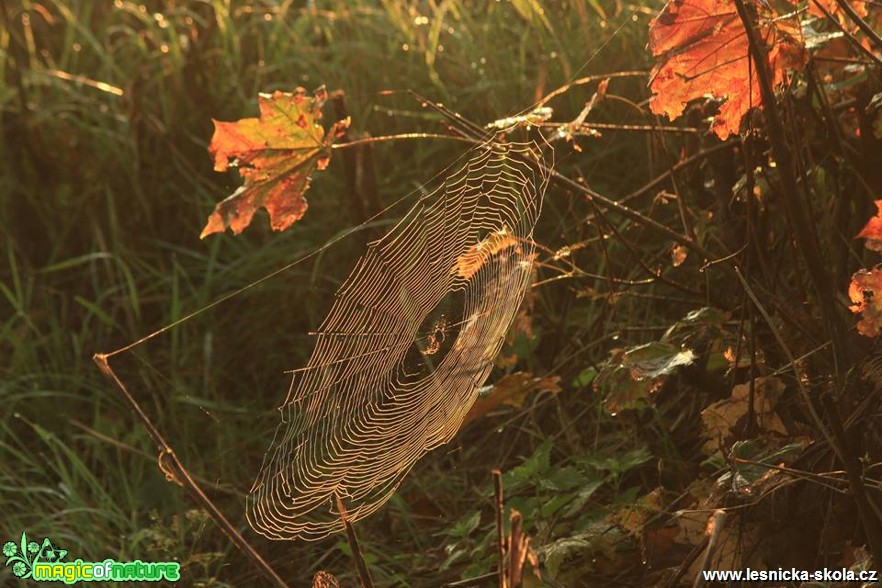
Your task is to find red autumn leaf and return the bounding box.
[857,200,882,252]
[805,0,868,27]
[648,0,806,139]
[849,268,882,336]
[201,88,349,239]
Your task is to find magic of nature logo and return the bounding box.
[3,532,180,584]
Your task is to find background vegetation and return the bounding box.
[3,0,882,586]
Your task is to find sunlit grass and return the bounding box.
[1,0,666,585]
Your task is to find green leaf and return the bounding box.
[571,367,598,388]
[539,524,625,578]
[564,479,604,517]
[540,494,576,518]
[504,439,553,490]
[595,342,695,413]
[622,342,696,380]
[579,446,652,477]
[541,534,592,578]
[539,466,587,492]
[450,510,482,540]
[718,440,804,493]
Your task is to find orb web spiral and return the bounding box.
[248,139,548,540]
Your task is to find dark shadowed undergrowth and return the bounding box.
[3,0,882,587]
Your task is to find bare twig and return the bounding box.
[492,469,507,588]
[585,197,705,296]
[68,418,241,496]
[733,268,882,561]
[443,572,498,588]
[535,71,649,109]
[509,510,528,587]
[733,3,882,557]
[812,0,882,68]
[732,0,849,373]
[541,121,701,134]
[833,0,882,54]
[335,493,374,588]
[410,90,716,259]
[92,354,289,588]
[331,132,478,149]
[693,510,727,588]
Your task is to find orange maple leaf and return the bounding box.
[805,0,868,27]
[201,88,349,238]
[648,0,806,139]
[849,268,882,336]
[857,200,882,252]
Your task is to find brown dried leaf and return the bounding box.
[312,570,340,588]
[671,243,688,267]
[849,268,882,336]
[463,372,561,425]
[612,487,666,537]
[701,376,787,454]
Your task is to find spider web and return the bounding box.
[247,139,548,541]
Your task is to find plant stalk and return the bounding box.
[732,0,882,561]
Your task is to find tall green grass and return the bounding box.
[1,1,664,585]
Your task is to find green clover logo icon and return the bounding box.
[3,533,34,579]
[39,538,66,563]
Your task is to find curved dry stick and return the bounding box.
[534,71,649,109]
[92,353,289,588]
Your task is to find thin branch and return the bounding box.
[492,469,507,588]
[812,0,882,68]
[68,418,241,496]
[833,0,882,54]
[335,493,374,588]
[331,132,478,150]
[732,0,849,372]
[411,91,718,261]
[540,121,702,135]
[732,267,882,561]
[442,572,499,588]
[586,198,705,296]
[92,354,289,588]
[535,71,649,108]
[693,510,727,588]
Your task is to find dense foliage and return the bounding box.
[3,0,882,586]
